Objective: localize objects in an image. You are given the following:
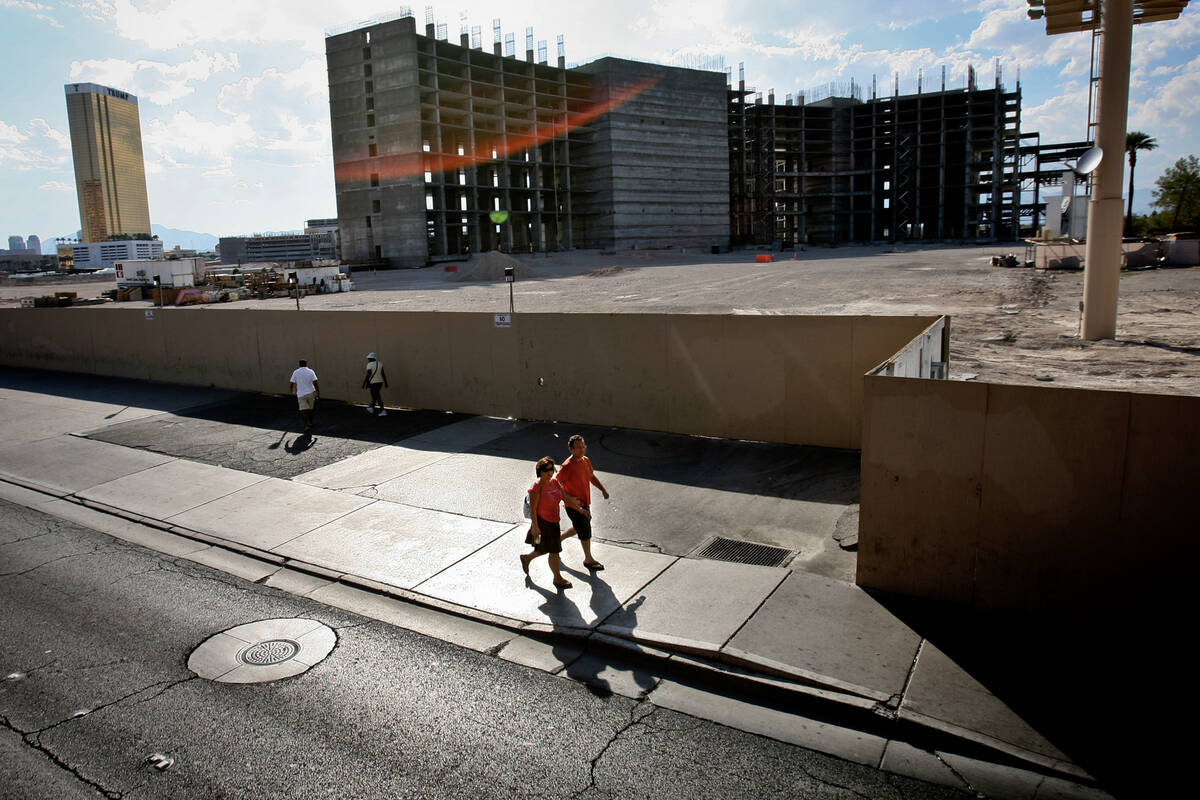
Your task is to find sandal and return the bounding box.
[583,561,605,571]
[553,579,572,589]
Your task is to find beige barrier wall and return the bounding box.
[0,308,938,449]
[859,375,1200,616]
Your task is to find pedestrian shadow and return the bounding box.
[526,578,612,698]
[566,565,657,698]
[284,432,315,454]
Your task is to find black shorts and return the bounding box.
[526,516,562,554]
[565,506,592,540]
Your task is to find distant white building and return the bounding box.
[305,218,340,259]
[115,256,203,287]
[219,230,337,265]
[72,239,163,269]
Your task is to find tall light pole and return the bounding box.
[1081,0,1132,340]
[1026,0,1191,340]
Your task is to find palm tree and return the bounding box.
[1125,131,1158,235]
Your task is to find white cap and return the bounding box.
[366,352,376,360]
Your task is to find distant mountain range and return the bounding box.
[37,225,220,254]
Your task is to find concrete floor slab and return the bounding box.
[599,557,787,650]
[304,583,517,653]
[463,422,861,576]
[495,636,579,674]
[263,567,333,597]
[37,498,209,557]
[0,435,173,495]
[0,402,148,446]
[649,678,888,767]
[370,448,855,580]
[294,416,532,492]
[276,500,512,588]
[724,570,922,699]
[937,751,1111,800]
[401,415,532,449]
[77,459,266,520]
[414,529,676,627]
[291,445,456,492]
[368,451,535,524]
[902,641,1067,761]
[0,479,61,510]
[180,545,279,583]
[877,740,966,792]
[168,477,373,550]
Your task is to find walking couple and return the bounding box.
[519,435,610,590]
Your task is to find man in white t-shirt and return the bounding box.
[288,359,320,432]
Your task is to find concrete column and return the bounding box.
[1082,0,1133,340]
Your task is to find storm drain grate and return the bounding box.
[693,537,795,568]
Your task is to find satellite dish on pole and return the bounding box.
[1072,147,1103,176]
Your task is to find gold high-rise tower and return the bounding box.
[64,83,151,242]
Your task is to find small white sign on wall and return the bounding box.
[494,313,512,328]
[145,310,155,320]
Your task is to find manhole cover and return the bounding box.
[239,639,301,666]
[693,536,795,568]
[188,618,335,684]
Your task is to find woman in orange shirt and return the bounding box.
[520,456,586,590]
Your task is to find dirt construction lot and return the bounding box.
[4,243,1198,395]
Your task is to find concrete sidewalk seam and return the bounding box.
[405,526,518,593]
[716,569,790,650]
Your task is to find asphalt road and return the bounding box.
[0,498,968,800]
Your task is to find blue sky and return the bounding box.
[2,0,1197,245]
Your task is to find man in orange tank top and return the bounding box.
[557,434,610,571]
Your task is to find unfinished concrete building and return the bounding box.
[326,15,728,266]
[729,71,1024,246]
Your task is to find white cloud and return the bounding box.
[39,180,74,191]
[66,0,412,52]
[2,0,62,27]
[1022,85,1091,144]
[144,110,255,162]
[212,60,331,164]
[67,50,240,105]
[1129,54,1200,143]
[0,117,70,170]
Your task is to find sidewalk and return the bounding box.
[0,369,1111,799]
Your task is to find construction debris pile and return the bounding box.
[110,260,353,305]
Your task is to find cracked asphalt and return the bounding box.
[0,498,970,799]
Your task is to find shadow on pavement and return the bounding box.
[86,393,469,480]
[473,421,860,503]
[0,367,238,412]
[84,391,860,503]
[876,591,1186,798]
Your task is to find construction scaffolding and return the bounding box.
[415,26,590,258]
[730,72,1025,245]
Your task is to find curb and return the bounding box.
[0,475,1101,788]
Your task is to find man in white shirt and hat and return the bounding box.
[362,352,389,416]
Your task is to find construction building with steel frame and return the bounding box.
[326,12,1087,266]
